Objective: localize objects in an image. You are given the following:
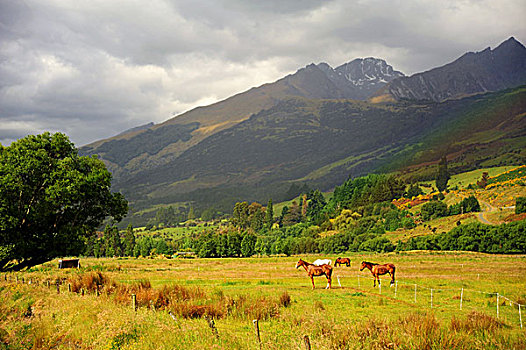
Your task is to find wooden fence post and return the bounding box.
[303,335,311,350]
[132,294,137,311]
[253,319,262,349]
[68,284,71,293]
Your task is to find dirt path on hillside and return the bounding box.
[477,200,497,225]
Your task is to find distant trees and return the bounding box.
[123,224,136,256]
[448,196,481,215]
[400,221,526,254]
[265,199,274,228]
[436,156,450,192]
[0,133,128,271]
[477,172,489,189]
[421,201,448,221]
[406,184,424,198]
[330,174,405,211]
[421,196,480,221]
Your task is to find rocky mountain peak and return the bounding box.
[334,57,404,86]
[380,37,526,102]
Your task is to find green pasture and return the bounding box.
[1,252,525,349]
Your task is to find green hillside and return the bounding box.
[111,86,525,224]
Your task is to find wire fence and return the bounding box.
[2,269,524,329]
[338,273,524,329]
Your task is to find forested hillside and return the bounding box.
[113,86,526,225]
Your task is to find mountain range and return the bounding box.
[80,37,526,223]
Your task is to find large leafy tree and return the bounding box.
[0,133,128,271]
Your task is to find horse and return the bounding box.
[295,259,333,289]
[312,259,332,266]
[334,257,351,267]
[360,261,396,287]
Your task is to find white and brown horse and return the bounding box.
[296,259,333,289]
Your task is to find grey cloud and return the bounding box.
[0,0,525,146]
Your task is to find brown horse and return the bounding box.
[295,259,333,289]
[334,257,351,267]
[360,261,396,287]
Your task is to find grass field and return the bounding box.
[1,252,525,349]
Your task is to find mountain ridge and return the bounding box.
[374,36,526,102]
[78,37,526,222]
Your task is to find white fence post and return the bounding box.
[337,275,341,287]
[519,304,523,329]
[497,293,499,318]
[394,281,398,299]
[460,288,463,310]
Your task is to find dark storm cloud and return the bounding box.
[1,0,525,146]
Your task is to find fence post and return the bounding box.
[303,335,311,350]
[414,284,417,303]
[253,319,262,349]
[337,275,341,287]
[497,293,499,318]
[68,284,71,293]
[379,281,382,295]
[132,294,137,311]
[56,280,60,294]
[460,288,463,310]
[394,281,398,299]
[519,304,523,329]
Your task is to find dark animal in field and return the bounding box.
[58,259,80,269]
[295,259,333,289]
[360,261,395,287]
[334,257,351,267]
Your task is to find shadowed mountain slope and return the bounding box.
[81,58,403,177]
[116,86,526,214]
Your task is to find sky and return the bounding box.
[1,0,525,147]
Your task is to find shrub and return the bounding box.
[279,291,291,308]
[421,201,448,221]
[516,197,526,214]
[451,311,505,333]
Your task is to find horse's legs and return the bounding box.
[326,276,331,289]
[310,276,315,289]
